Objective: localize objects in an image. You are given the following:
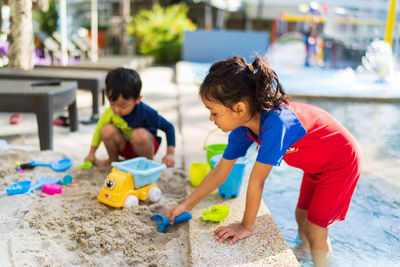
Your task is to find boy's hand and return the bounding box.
[214,223,253,245]
[162,146,175,167]
[162,153,175,167]
[84,153,96,163]
[85,146,98,165]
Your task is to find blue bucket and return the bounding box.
[210,154,248,198]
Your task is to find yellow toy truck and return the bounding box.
[98,157,166,208]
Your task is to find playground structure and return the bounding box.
[324,3,399,52]
[272,1,400,69]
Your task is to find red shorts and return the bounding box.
[297,161,361,228]
[119,135,159,159]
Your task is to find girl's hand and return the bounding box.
[167,203,188,225]
[162,153,175,167]
[214,223,253,245]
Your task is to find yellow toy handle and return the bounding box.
[203,128,220,150]
[384,0,397,46]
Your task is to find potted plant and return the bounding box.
[129,4,196,64]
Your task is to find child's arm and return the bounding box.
[168,157,237,223]
[155,114,176,167]
[84,108,114,164]
[214,161,273,244]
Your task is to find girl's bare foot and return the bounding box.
[290,241,311,262]
[311,249,331,267]
[291,246,312,262]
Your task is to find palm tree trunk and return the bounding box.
[120,0,131,55]
[9,0,33,70]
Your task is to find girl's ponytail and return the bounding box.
[251,56,288,111]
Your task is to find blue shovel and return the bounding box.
[20,158,72,172]
[150,212,192,233]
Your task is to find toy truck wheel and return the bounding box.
[124,195,139,208]
[148,187,161,203]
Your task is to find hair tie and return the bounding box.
[248,64,255,73]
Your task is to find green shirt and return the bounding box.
[91,107,133,147]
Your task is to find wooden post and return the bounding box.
[60,0,68,66]
[91,0,98,62]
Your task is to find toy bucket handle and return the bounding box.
[203,128,220,150]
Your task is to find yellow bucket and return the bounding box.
[190,162,210,186]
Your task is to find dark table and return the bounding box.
[0,67,107,121]
[0,80,78,150]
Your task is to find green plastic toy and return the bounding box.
[77,160,93,170]
[201,205,230,222]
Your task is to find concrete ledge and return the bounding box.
[187,177,300,266]
[290,94,400,103]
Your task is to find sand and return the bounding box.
[0,149,190,267]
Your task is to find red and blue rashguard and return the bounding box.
[223,102,362,228]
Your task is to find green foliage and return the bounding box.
[129,4,196,63]
[33,0,58,36]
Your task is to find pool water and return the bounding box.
[262,163,400,266]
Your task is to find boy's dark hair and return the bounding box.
[105,67,142,101]
[199,55,288,117]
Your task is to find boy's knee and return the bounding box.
[131,128,152,144]
[101,124,118,140]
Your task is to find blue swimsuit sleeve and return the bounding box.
[223,127,253,160]
[256,109,306,166]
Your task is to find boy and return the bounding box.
[85,67,175,167]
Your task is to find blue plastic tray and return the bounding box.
[111,157,166,188]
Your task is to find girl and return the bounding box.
[168,55,362,264]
